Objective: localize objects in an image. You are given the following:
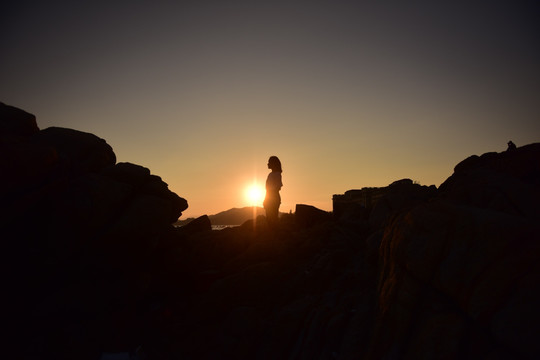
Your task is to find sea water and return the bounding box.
[211,225,238,230]
[174,224,238,230]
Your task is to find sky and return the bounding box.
[2,0,539,218]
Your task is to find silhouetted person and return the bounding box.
[507,141,517,151]
[264,156,282,228]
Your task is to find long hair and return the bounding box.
[268,156,282,173]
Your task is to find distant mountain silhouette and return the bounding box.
[209,206,266,225]
[176,206,287,226]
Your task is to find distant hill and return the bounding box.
[176,206,273,226]
[209,206,266,225]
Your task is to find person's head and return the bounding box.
[267,156,282,172]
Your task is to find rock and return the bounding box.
[101,162,188,222]
[0,104,54,193]
[101,161,152,185]
[0,102,39,137]
[239,215,269,233]
[295,204,332,228]
[5,102,540,360]
[2,104,190,359]
[337,202,370,224]
[32,126,116,173]
[0,136,58,193]
[370,146,540,359]
[333,179,437,229]
[369,179,437,228]
[178,215,211,235]
[439,143,540,218]
[372,199,540,358]
[332,188,385,219]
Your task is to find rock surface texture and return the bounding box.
[2,103,539,359]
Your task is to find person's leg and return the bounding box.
[265,205,279,228]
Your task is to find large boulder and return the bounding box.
[2,104,189,359]
[439,143,540,218]
[32,126,116,173]
[0,103,53,193]
[295,204,332,228]
[177,214,212,235]
[0,102,39,137]
[333,179,437,229]
[101,162,188,223]
[370,145,540,359]
[368,179,437,228]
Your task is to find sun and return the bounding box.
[245,184,265,206]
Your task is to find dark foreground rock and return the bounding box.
[165,141,540,359]
[295,203,332,227]
[3,103,539,359]
[1,103,187,359]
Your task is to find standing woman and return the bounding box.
[264,156,283,227]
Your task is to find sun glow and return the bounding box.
[245,184,265,206]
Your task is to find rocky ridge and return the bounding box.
[2,103,539,359]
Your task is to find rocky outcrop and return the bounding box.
[368,179,437,228]
[333,179,437,228]
[2,103,188,358]
[4,103,539,359]
[295,203,332,227]
[166,144,540,359]
[438,143,540,218]
[371,143,540,359]
[1,105,187,244]
[178,214,212,235]
[0,102,39,136]
[32,126,116,172]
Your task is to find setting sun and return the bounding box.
[245,184,265,206]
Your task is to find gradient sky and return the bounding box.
[2,0,539,218]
